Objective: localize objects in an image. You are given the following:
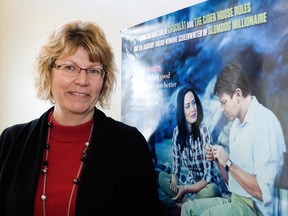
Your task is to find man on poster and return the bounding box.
[181,62,286,216]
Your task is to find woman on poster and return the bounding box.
[158,86,222,208]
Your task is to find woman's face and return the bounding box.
[184,91,198,126]
[51,46,104,122]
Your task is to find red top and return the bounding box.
[34,115,93,216]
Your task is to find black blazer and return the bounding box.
[0,107,160,216]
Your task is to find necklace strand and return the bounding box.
[41,115,94,216]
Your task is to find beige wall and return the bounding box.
[0,0,205,132]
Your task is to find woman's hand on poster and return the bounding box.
[170,181,178,193]
[170,174,178,193]
[171,185,186,200]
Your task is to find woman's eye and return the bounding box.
[64,65,76,72]
[89,69,101,74]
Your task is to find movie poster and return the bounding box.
[121,0,288,215]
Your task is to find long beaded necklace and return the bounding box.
[40,114,94,216]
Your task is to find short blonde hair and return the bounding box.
[34,20,116,108]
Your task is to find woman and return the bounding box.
[158,86,221,207]
[0,20,159,216]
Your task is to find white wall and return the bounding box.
[0,0,205,132]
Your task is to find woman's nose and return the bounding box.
[74,69,89,85]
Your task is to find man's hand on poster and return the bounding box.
[205,144,214,162]
[206,144,228,168]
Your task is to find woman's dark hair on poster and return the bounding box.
[176,86,203,151]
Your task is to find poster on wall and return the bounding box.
[121,0,288,215]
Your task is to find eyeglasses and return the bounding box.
[52,63,106,80]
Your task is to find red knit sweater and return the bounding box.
[34,115,93,216]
